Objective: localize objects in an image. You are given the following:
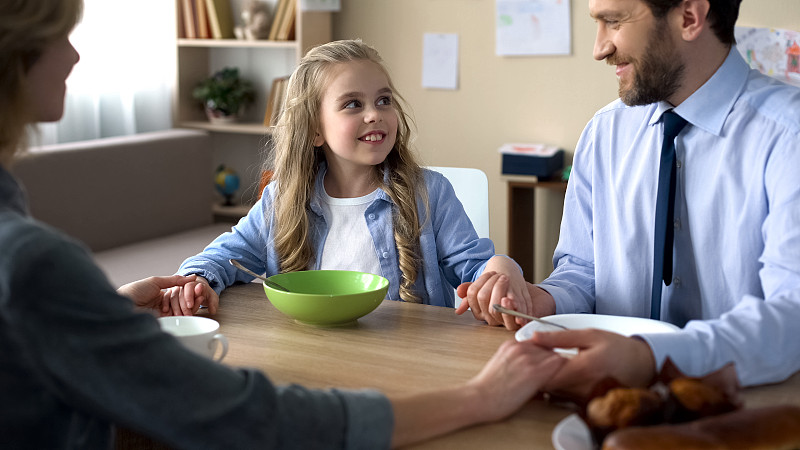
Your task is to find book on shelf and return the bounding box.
[276,0,296,40]
[268,0,290,41]
[194,0,211,39]
[180,0,197,39]
[264,76,289,127]
[205,0,235,39]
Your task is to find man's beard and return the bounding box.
[613,20,685,106]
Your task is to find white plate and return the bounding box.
[552,413,592,450]
[515,313,680,341]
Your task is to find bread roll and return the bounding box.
[602,405,800,450]
[668,377,738,422]
[587,387,664,429]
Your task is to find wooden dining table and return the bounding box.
[119,282,800,449]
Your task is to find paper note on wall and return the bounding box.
[422,33,459,90]
[496,0,571,56]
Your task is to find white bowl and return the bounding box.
[515,314,680,357]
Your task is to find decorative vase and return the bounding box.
[205,106,240,124]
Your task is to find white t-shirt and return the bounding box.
[319,187,383,277]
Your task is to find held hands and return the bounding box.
[116,274,219,316]
[467,339,566,422]
[455,256,556,329]
[530,330,657,399]
[162,276,219,316]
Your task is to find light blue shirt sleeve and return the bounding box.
[540,47,800,386]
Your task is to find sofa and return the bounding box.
[11,129,234,287]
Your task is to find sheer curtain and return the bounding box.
[32,0,175,146]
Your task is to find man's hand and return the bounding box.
[530,329,657,399]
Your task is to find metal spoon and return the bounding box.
[228,259,290,292]
[492,304,569,330]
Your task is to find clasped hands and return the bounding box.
[455,264,657,399]
[117,274,218,316]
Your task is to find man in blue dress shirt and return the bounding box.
[461,0,800,397]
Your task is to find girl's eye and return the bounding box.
[344,100,361,109]
[377,96,392,106]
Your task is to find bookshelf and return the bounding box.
[174,0,331,213]
[173,0,332,136]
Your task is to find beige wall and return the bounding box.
[332,0,800,282]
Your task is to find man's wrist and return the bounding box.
[530,285,556,316]
[631,336,657,387]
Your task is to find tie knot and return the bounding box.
[662,110,688,141]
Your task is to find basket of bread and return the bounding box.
[572,359,800,449]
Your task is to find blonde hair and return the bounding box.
[266,39,427,302]
[0,0,83,165]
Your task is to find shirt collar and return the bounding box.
[309,161,392,216]
[650,46,749,135]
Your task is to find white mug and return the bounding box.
[158,316,228,362]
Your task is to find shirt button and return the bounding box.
[382,251,389,259]
[676,160,683,169]
[368,213,376,220]
[674,218,681,230]
[672,277,681,286]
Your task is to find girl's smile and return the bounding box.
[360,131,387,143]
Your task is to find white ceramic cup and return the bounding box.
[158,316,228,362]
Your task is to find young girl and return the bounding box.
[170,39,530,318]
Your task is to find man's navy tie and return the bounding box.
[651,110,688,320]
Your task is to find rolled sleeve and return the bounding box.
[336,389,394,450]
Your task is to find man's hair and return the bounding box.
[642,0,742,45]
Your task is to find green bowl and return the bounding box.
[263,270,389,326]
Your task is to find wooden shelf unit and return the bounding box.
[173,1,332,136]
[505,175,568,282]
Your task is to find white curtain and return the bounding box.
[32,0,175,145]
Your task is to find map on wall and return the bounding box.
[735,26,800,87]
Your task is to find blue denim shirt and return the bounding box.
[0,166,393,449]
[540,47,800,386]
[180,165,496,307]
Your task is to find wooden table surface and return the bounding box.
[189,282,800,449]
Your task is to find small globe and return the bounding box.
[214,165,240,205]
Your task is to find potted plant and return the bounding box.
[193,67,256,124]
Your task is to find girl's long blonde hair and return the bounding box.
[266,39,427,302]
[0,0,83,165]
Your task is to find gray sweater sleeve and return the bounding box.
[0,213,393,449]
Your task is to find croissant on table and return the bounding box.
[577,360,800,449]
[602,404,800,450]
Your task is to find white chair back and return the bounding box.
[427,166,490,238]
[428,166,490,308]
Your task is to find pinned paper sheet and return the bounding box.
[422,33,459,90]
[496,0,571,56]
